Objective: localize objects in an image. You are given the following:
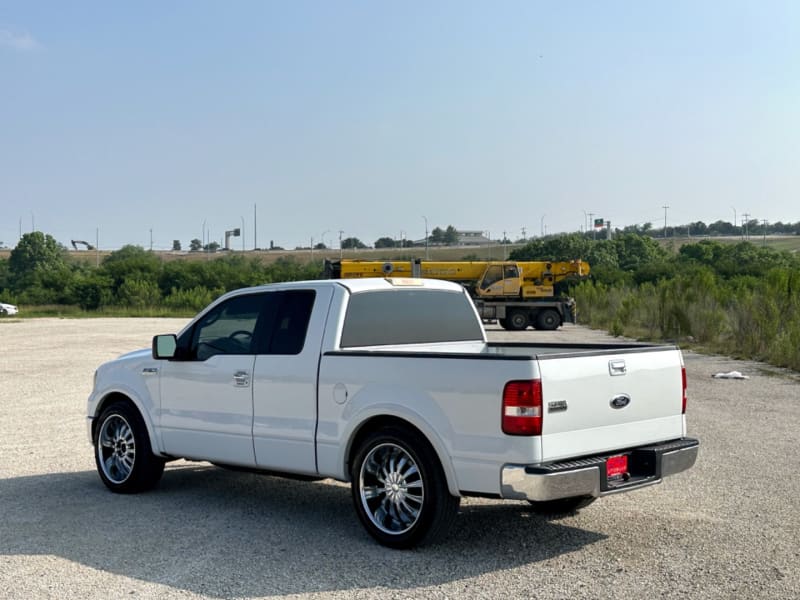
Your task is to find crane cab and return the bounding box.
[475,263,555,299]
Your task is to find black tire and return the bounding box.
[498,318,510,330]
[93,401,165,494]
[527,495,596,515]
[506,309,529,331]
[350,426,460,549]
[536,309,561,331]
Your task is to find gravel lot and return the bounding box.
[1,318,798,599]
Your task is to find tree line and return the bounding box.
[163,219,800,252]
[511,233,800,370]
[0,232,320,312]
[3,230,800,371]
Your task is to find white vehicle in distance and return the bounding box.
[87,278,699,548]
[0,302,19,316]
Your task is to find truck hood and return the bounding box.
[95,348,152,380]
[117,348,152,361]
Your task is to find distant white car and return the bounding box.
[0,302,19,316]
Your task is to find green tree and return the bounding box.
[172,240,182,251]
[612,233,667,271]
[374,237,396,249]
[189,238,203,252]
[69,272,114,310]
[510,233,592,262]
[341,237,367,249]
[117,278,162,307]
[101,245,161,292]
[444,225,459,245]
[8,232,68,293]
[0,259,9,295]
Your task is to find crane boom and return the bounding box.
[323,258,590,331]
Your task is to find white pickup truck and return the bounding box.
[87,278,699,548]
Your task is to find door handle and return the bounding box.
[233,371,250,387]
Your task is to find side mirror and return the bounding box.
[152,334,178,360]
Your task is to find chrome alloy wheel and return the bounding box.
[97,414,136,484]
[359,442,425,535]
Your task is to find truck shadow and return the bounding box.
[0,464,606,597]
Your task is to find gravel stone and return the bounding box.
[1,319,798,599]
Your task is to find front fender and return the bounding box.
[88,362,163,456]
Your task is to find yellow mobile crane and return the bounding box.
[323,259,590,330]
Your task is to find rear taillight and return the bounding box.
[681,367,687,414]
[502,379,542,436]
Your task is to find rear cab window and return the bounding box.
[340,289,483,348]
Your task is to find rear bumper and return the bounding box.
[501,438,699,502]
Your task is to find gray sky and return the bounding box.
[2,1,798,250]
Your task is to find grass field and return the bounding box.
[655,234,800,253]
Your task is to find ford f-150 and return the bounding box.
[87,277,699,548]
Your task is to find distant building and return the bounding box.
[456,230,491,245]
[412,229,491,246]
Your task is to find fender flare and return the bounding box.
[341,405,462,497]
[92,385,165,457]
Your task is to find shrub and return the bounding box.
[117,278,162,308]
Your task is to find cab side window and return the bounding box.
[263,290,316,355]
[191,294,265,361]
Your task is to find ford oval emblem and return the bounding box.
[610,394,631,409]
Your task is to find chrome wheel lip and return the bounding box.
[359,442,424,536]
[97,413,136,485]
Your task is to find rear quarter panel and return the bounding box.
[316,352,541,497]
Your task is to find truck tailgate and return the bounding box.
[537,347,684,463]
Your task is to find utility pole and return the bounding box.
[731,206,738,238]
[763,220,768,246]
[521,227,526,241]
[540,215,546,238]
[149,228,153,251]
[588,213,595,240]
[254,203,257,250]
[339,230,344,260]
[662,205,669,238]
[742,213,750,239]
[502,230,507,259]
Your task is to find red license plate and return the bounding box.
[606,454,628,478]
